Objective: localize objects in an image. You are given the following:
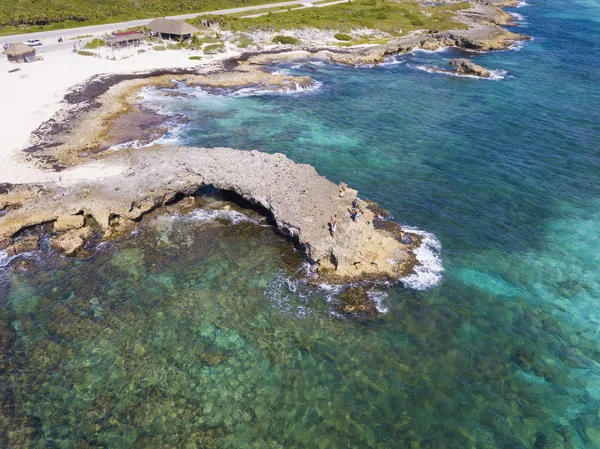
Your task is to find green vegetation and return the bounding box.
[334,32,352,41]
[167,42,186,50]
[192,0,470,35]
[203,42,225,54]
[189,55,203,60]
[234,34,254,48]
[77,50,96,56]
[233,5,303,17]
[0,0,283,36]
[336,35,389,46]
[272,35,300,45]
[153,45,167,51]
[84,38,105,49]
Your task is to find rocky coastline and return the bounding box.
[1,0,529,289]
[1,146,420,285]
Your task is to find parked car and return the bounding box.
[25,39,42,46]
[2,42,13,50]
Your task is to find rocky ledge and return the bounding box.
[0,146,420,283]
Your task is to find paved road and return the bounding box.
[0,0,313,53]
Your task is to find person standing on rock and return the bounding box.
[329,215,337,238]
[351,199,361,222]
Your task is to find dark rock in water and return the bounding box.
[365,201,391,218]
[512,348,534,371]
[555,279,587,298]
[337,286,379,315]
[0,237,10,251]
[449,58,491,77]
[534,432,547,449]
[6,235,39,256]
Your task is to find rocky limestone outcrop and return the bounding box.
[53,214,85,232]
[0,146,420,283]
[50,226,93,255]
[449,58,491,77]
[327,24,523,66]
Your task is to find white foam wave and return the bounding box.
[107,139,144,151]
[229,80,323,97]
[296,261,318,279]
[509,40,525,51]
[411,46,448,55]
[186,208,263,225]
[0,250,15,270]
[151,120,187,146]
[271,68,292,75]
[367,289,389,313]
[409,64,507,80]
[509,11,526,21]
[356,57,405,69]
[516,1,528,7]
[401,227,444,290]
[264,274,314,318]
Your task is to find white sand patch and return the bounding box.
[0,44,241,184]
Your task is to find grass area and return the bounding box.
[167,42,186,50]
[272,35,300,45]
[189,55,203,60]
[0,0,284,36]
[233,34,254,47]
[336,36,389,46]
[311,0,345,4]
[203,42,225,53]
[234,5,304,18]
[192,0,470,35]
[334,32,352,40]
[84,38,105,49]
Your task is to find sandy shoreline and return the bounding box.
[0,46,241,184]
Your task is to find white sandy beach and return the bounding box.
[0,43,241,184]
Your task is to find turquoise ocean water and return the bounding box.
[1,0,599,447]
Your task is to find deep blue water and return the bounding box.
[1,0,599,447]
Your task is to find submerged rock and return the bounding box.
[449,58,491,77]
[337,286,380,315]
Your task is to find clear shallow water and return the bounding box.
[2,0,600,447]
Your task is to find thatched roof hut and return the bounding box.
[4,42,37,63]
[105,31,145,47]
[147,18,199,39]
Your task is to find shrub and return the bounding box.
[333,33,352,41]
[272,35,300,45]
[199,36,221,44]
[85,38,104,49]
[189,55,203,60]
[77,50,96,57]
[153,45,167,51]
[167,42,185,50]
[203,43,225,54]
[236,35,254,48]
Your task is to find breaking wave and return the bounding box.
[401,227,444,291]
[409,64,508,80]
[185,208,265,226]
